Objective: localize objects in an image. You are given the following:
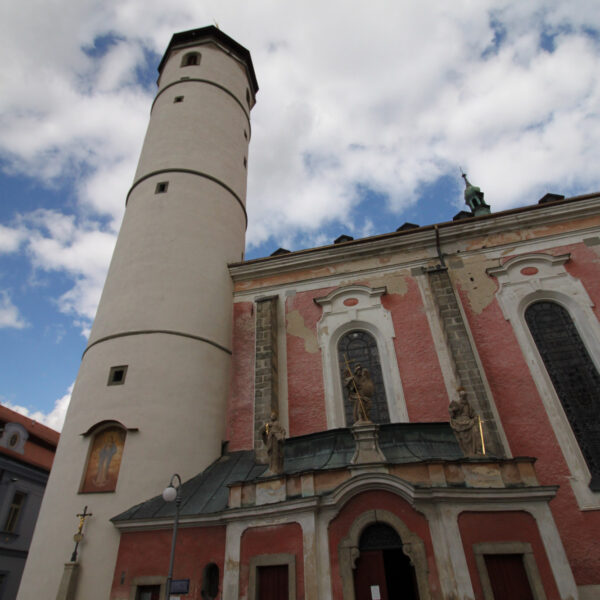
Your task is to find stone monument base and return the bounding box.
[350,421,386,465]
[56,562,79,600]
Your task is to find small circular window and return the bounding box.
[9,433,19,447]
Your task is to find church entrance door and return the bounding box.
[353,524,419,600]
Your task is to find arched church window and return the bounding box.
[80,424,127,493]
[181,52,200,67]
[201,563,219,599]
[338,330,390,426]
[525,301,600,490]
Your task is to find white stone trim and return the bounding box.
[488,252,600,509]
[315,285,407,429]
[419,504,475,599]
[222,521,244,600]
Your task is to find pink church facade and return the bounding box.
[110,191,600,600]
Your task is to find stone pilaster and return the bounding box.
[426,266,504,456]
[55,563,79,600]
[254,296,279,461]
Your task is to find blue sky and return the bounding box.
[1,1,600,430]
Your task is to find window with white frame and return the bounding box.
[488,252,600,508]
[315,285,407,429]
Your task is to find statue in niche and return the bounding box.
[344,363,374,424]
[449,388,481,456]
[260,412,286,475]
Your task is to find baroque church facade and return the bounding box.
[18,26,600,600]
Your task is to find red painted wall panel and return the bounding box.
[110,526,226,600]
[458,511,561,600]
[239,522,304,599]
[382,276,448,422]
[285,290,330,436]
[226,302,255,451]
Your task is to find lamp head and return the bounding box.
[162,485,178,502]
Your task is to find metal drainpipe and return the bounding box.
[434,224,446,267]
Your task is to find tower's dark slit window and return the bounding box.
[155,181,168,194]
[338,330,390,425]
[525,301,600,490]
[108,365,128,386]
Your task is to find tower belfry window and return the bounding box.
[181,52,200,67]
[525,301,600,490]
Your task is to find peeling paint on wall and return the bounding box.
[368,272,408,295]
[286,309,319,353]
[450,255,498,314]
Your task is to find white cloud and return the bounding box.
[0,0,599,326]
[21,210,117,324]
[0,225,25,253]
[3,384,72,432]
[0,291,28,329]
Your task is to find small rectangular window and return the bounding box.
[174,96,184,103]
[155,182,168,194]
[108,365,128,386]
[3,491,26,533]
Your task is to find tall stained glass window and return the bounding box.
[525,301,600,490]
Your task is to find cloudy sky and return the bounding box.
[1,0,599,430]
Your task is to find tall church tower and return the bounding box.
[19,27,257,600]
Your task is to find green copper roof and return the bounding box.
[112,423,462,523]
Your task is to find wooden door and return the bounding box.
[257,564,289,600]
[136,585,160,600]
[353,550,389,600]
[484,554,534,600]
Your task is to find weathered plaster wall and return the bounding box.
[327,490,441,600]
[110,525,226,600]
[457,511,560,600]
[226,302,255,451]
[239,522,304,599]
[379,274,448,421]
[453,242,600,585]
[285,290,329,436]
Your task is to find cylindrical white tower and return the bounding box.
[18,27,257,600]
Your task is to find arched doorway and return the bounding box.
[353,523,419,600]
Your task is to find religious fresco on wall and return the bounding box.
[80,427,126,493]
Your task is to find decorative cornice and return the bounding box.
[230,194,600,282]
[113,467,558,532]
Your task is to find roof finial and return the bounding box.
[459,168,490,216]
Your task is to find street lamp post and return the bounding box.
[162,473,182,599]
